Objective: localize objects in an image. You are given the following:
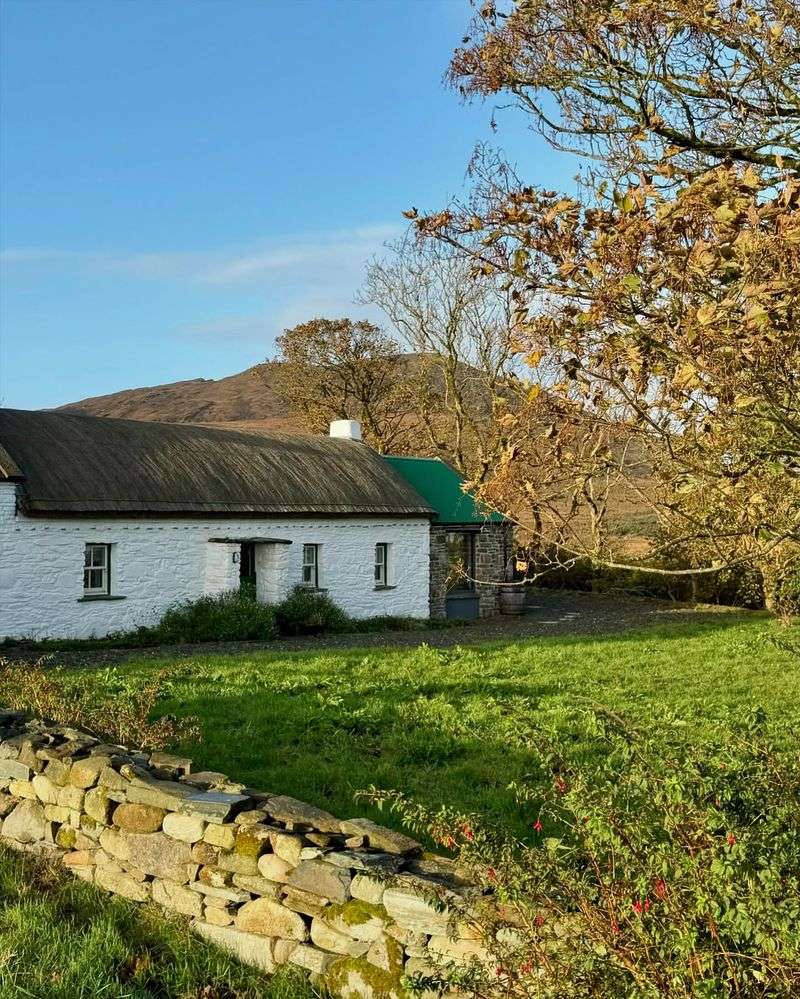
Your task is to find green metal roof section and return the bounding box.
[383,456,504,525]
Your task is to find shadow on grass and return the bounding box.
[130,615,799,845]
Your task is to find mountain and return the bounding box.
[55,361,656,552]
[54,354,487,430]
[55,365,297,431]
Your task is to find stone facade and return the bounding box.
[0,709,486,998]
[430,521,512,619]
[0,483,431,639]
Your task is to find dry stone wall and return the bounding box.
[0,709,484,998]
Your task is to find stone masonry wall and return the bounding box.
[0,709,486,998]
[430,522,513,619]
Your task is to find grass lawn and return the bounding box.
[74,613,799,841]
[3,612,797,997]
[0,847,314,999]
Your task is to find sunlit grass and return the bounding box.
[5,616,797,995]
[84,615,800,840]
[0,847,314,999]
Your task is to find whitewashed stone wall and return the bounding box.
[0,483,431,639]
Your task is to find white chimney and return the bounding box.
[329,419,362,442]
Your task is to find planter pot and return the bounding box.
[499,584,526,616]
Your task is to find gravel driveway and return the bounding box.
[1,590,754,668]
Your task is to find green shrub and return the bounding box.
[156,590,278,643]
[364,708,800,998]
[274,585,349,636]
[0,590,440,653]
[763,548,800,620]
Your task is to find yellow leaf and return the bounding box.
[673,363,698,389]
[741,166,761,190]
[696,303,717,325]
[714,204,737,224]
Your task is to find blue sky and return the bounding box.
[0,0,573,410]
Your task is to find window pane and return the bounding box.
[446,533,473,592]
[84,544,110,592]
[302,544,318,587]
[86,545,105,568]
[375,544,387,585]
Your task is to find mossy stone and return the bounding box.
[233,828,269,858]
[55,825,77,849]
[326,899,388,928]
[325,949,407,999]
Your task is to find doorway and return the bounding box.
[240,542,256,596]
[444,530,479,620]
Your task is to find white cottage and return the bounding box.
[0,409,436,639]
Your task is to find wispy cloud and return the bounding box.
[0,223,402,286]
[199,225,400,284]
[171,292,386,346]
[2,223,402,348]
[1,247,84,265]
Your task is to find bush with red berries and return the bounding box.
[363,707,800,997]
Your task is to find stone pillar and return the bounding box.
[429,526,450,619]
[474,522,512,618]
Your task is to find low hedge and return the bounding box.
[273,585,350,636]
[156,590,279,643]
[0,587,446,650]
[365,706,800,998]
[527,545,765,608]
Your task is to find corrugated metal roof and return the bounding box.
[0,409,435,518]
[384,456,504,525]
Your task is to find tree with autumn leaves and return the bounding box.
[450,0,799,181]
[270,248,519,477]
[263,318,413,454]
[410,0,800,610]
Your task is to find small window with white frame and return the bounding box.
[84,543,111,595]
[375,542,389,587]
[302,543,319,588]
